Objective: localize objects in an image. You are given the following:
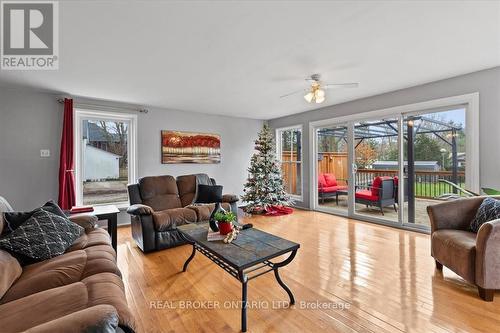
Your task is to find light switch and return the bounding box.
[40,149,50,157]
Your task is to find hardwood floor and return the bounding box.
[116,210,499,333]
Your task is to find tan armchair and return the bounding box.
[427,196,500,301]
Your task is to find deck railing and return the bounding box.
[354,169,466,198]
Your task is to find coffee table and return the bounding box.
[177,223,300,332]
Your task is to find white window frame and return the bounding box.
[276,125,304,201]
[74,109,138,208]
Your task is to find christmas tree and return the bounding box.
[241,124,293,213]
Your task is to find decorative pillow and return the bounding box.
[0,209,83,263]
[469,197,500,233]
[2,200,66,235]
[323,174,338,187]
[195,184,223,204]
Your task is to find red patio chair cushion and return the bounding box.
[318,185,347,194]
[324,173,338,187]
[318,174,327,188]
[355,189,379,201]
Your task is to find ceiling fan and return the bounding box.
[280,74,359,104]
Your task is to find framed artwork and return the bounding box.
[161,130,221,164]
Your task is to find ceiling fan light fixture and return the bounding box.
[316,89,325,98]
[281,74,358,103]
[304,92,314,103]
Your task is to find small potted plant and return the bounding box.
[213,211,236,235]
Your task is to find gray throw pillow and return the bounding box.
[0,208,83,263]
[469,197,500,233]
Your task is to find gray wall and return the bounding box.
[268,67,500,208]
[0,88,263,225]
[0,89,62,210]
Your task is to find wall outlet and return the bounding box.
[40,149,51,157]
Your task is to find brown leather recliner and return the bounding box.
[427,196,500,301]
[0,196,136,332]
[127,174,239,252]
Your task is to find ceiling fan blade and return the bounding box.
[323,83,359,89]
[279,88,308,98]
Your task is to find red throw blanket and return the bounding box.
[264,205,293,216]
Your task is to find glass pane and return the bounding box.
[354,118,399,223]
[82,119,129,205]
[403,108,466,227]
[316,125,349,214]
[291,129,301,161]
[280,128,302,197]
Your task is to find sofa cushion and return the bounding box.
[152,207,197,232]
[177,174,198,207]
[432,229,477,283]
[1,246,120,303]
[139,175,182,211]
[0,249,21,300]
[25,304,120,333]
[67,228,112,252]
[0,209,83,264]
[0,272,135,332]
[355,189,379,201]
[2,200,66,235]
[324,173,338,187]
[187,203,232,221]
[469,197,500,233]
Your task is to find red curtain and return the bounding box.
[58,98,76,210]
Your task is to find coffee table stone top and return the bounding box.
[177,223,300,270]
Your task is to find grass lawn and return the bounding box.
[414,182,467,198]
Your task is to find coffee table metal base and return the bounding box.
[179,233,297,332]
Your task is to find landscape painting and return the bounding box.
[161,130,221,164]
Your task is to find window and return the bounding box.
[75,110,137,207]
[277,126,302,198]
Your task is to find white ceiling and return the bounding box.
[1,1,499,120]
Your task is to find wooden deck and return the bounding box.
[319,197,440,226]
[117,210,499,333]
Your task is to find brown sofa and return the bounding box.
[0,196,136,332]
[127,174,239,252]
[427,196,500,301]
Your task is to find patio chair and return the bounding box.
[355,176,396,215]
[394,176,408,204]
[318,173,348,204]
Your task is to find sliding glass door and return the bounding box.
[311,98,474,232]
[353,118,400,224]
[315,124,350,215]
[402,107,467,227]
[313,118,402,225]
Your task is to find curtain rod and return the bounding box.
[57,98,149,114]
